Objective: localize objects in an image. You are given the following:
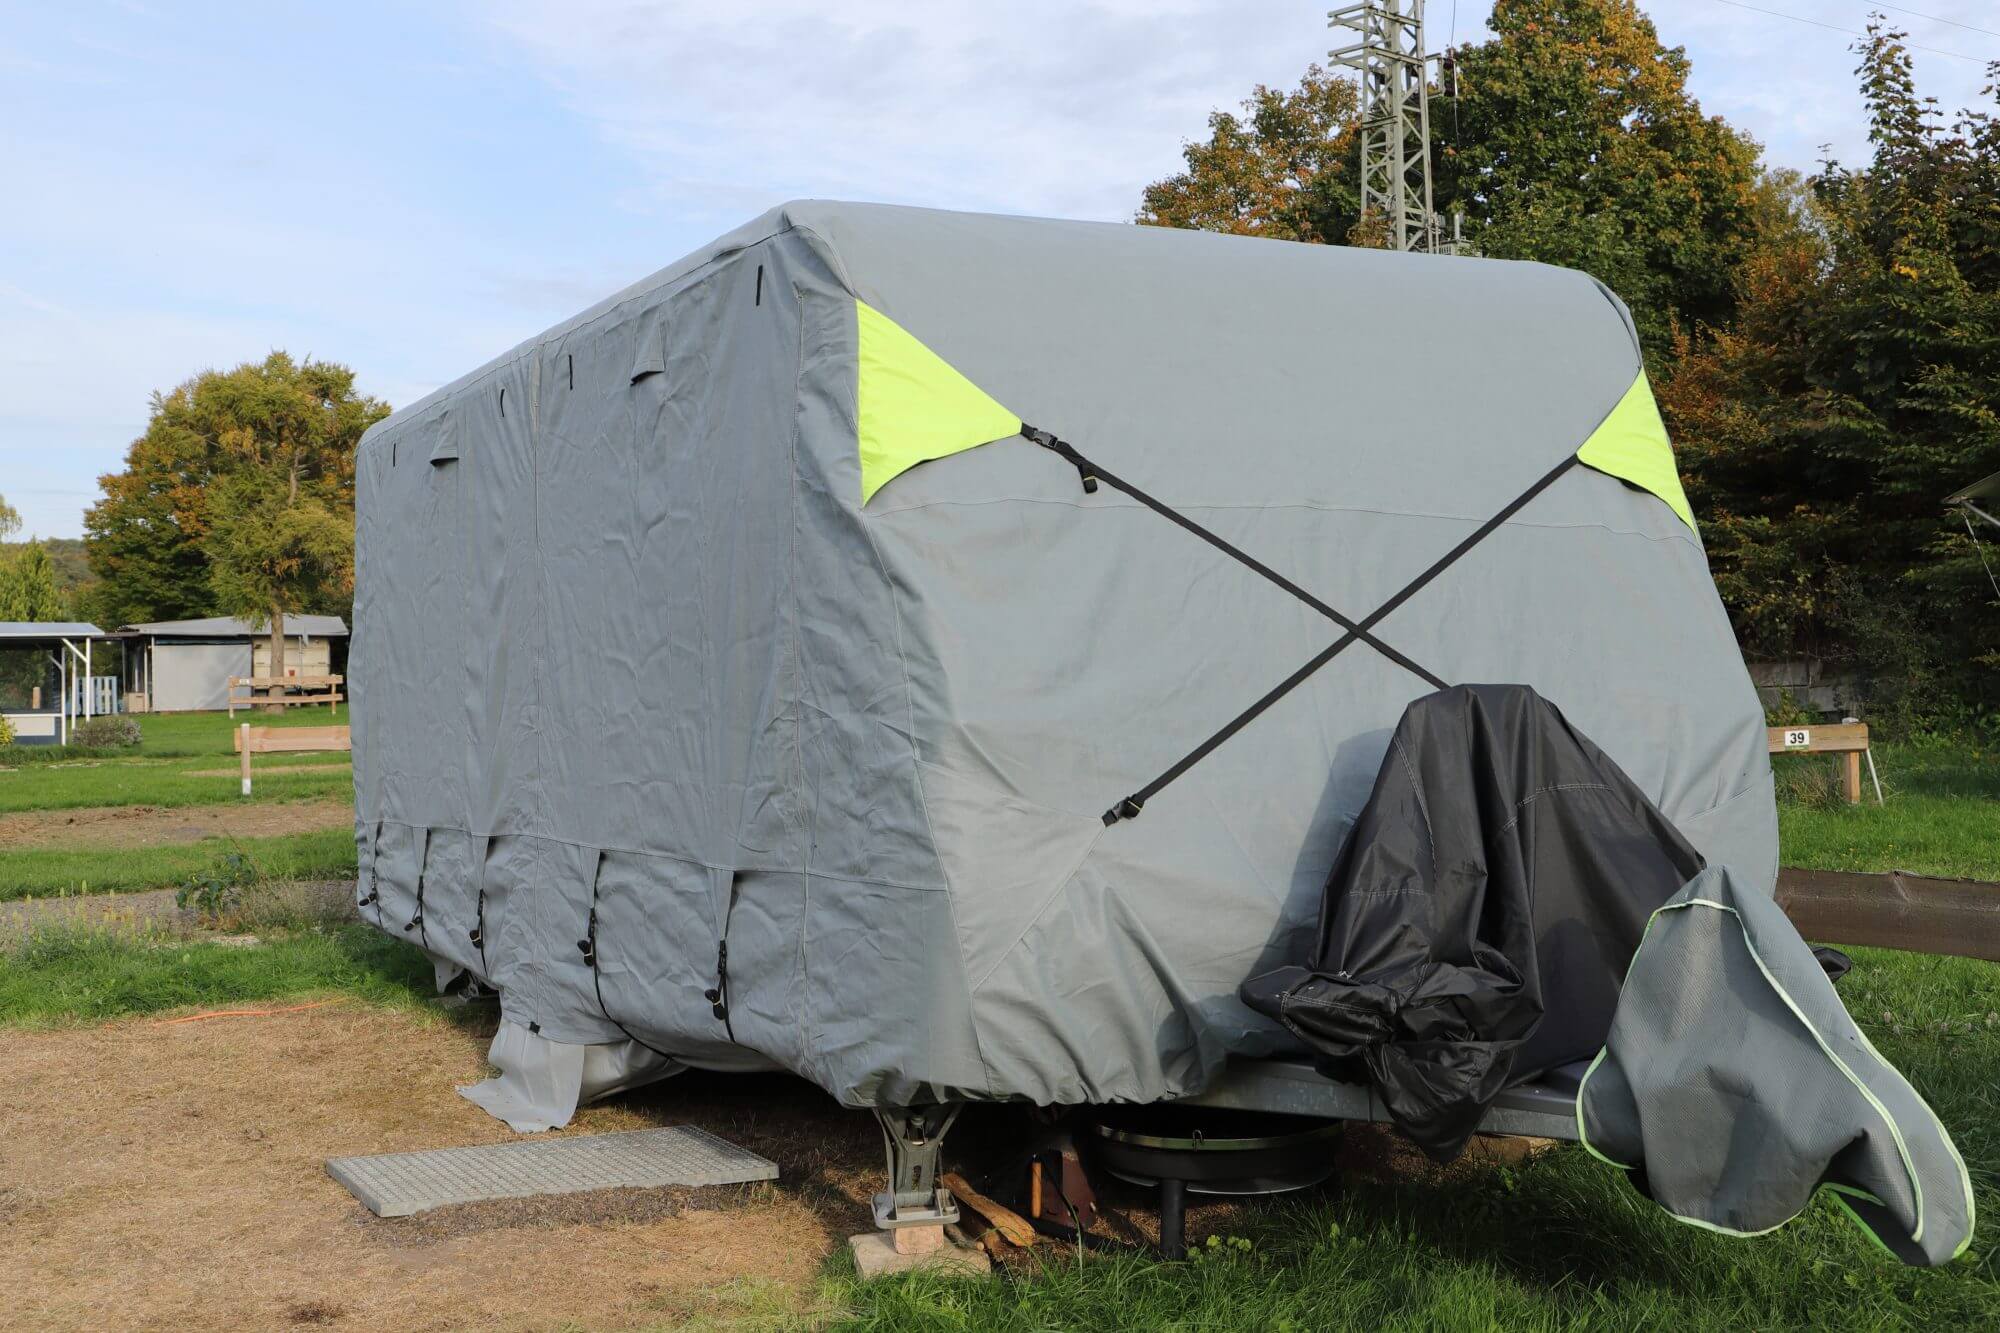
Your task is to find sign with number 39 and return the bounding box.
[1783,728,1811,749]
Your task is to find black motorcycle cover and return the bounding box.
[1240,685,1703,1159]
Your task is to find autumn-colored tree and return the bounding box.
[1139,64,1363,243]
[85,353,388,684]
[1140,1,1765,360]
[1659,26,2000,715]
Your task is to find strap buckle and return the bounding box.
[1022,423,1098,493]
[1102,796,1144,825]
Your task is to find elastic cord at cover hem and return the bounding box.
[579,850,679,1063]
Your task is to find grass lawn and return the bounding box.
[0,922,431,1026]
[0,826,356,901]
[1776,736,2000,880]
[0,705,352,814]
[133,703,350,755]
[0,706,354,897]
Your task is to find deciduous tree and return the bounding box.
[1438,0,1764,354]
[0,542,65,621]
[1659,26,2000,715]
[84,353,387,688]
[1139,65,1363,244]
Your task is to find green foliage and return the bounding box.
[67,715,141,749]
[1437,0,1765,355]
[0,541,68,621]
[0,544,68,734]
[0,714,12,748]
[1661,24,2000,716]
[0,493,18,539]
[1138,65,1363,243]
[175,846,261,918]
[83,351,387,629]
[10,538,99,619]
[205,470,356,637]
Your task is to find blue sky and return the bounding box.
[3,1,1995,539]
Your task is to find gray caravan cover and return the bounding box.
[352,200,1776,1110]
[1579,865,1974,1265]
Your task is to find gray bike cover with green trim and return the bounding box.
[1579,864,1974,1266]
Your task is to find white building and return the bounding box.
[117,615,348,713]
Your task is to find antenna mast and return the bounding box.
[1328,2,1449,253]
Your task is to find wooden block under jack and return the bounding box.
[893,1224,946,1256]
[848,1228,992,1279]
[1463,1134,1558,1166]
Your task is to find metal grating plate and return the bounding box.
[327,1125,778,1218]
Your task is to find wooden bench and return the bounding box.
[234,724,351,796]
[1767,722,1880,804]
[228,675,344,716]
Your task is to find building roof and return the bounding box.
[116,614,348,639]
[0,622,108,640]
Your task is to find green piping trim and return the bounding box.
[1846,1001,1978,1256]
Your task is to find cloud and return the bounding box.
[472,0,1324,223]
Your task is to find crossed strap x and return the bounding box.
[1019,425,1579,826]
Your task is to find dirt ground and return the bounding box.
[0,797,354,850]
[0,1004,884,1332]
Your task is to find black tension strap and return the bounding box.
[1021,424,1448,694]
[1019,420,1582,826]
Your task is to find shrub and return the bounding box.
[176,848,262,922]
[69,715,141,748]
[0,713,12,747]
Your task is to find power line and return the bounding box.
[1874,5,2000,43]
[1705,0,1989,63]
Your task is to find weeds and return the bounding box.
[176,846,261,920]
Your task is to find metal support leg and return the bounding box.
[1158,1177,1187,1260]
[870,1104,962,1230]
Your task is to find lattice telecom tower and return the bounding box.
[1329,1,1444,253]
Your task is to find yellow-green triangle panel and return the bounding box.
[857,300,1022,504]
[1576,371,1697,533]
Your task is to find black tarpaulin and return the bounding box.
[1240,684,1703,1158]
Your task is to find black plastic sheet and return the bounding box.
[1241,685,1702,1159]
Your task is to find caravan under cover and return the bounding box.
[352,201,1777,1110]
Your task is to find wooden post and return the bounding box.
[1843,750,1863,805]
[240,723,252,797]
